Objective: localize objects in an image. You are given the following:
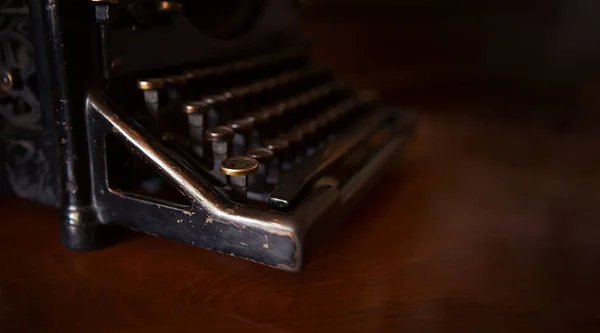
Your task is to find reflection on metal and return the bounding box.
[2,0,416,271]
[84,92,414,271]
[0,71,13,92]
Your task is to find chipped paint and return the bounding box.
[176,219,183,223]
[240,242,248,246]
[205,216,213,223]
[182,210,193,216]
[263,243,269,249]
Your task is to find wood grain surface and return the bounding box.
[2,102,600,332]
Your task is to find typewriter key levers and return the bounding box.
[20,0,416,271]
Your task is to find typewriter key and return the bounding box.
[220,156,259,202]
[206,126,234,183]
[182,101,210,151]
[264,138,289,184]
[227,118,254,156]
[137,78,167,133]
[158,1,182,12]
[246,110,271,147]
[247,147,274,190]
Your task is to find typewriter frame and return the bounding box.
[26,0,413,271]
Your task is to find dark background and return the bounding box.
[302,0,600,116]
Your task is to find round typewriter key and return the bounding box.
[264,138,289,154]
[205,126,235,183]
[182,101,210,147]
[281,130,305,164]
[264,103,287,129]
[158,1,183,12]
[182,101,205,114]
[281,130,304,146]
[137,78,165,90]
[228,118,253,133]
[264,138,289,183]
[246,111,271,146]
[230,86,252,115]
[205,126,234,142]
[247,148,274,189]
[220,156,259,177]
[220,156,259,202]
[206,125,234,157]
[247,110,270,125]
[248,147,274,162]
[0,71,13,93]
[164,74,188,86]
[228,118,254,155]
[137,78,167,133]
[200,95,228,127]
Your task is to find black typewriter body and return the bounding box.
[0,0,415,271]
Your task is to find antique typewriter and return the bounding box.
[0,0,415,271]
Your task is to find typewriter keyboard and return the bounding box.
[106,49,413,212]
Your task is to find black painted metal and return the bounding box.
[1,0,416,271]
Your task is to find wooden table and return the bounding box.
[2,104,600,332]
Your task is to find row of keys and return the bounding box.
[132,50,382,205]
[202,94,378,202]
[184,65,332,126]
[138,64,327,135]
[137,50,304,91]
[186,81,347,159]
[136,50,305,110]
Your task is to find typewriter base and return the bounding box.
[65,92,412,272]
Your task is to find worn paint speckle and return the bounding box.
[205,216,213,223]
[263,243,269,249]
[183,211,192,216]
[176,219,183,223]
[240,242,248,246]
